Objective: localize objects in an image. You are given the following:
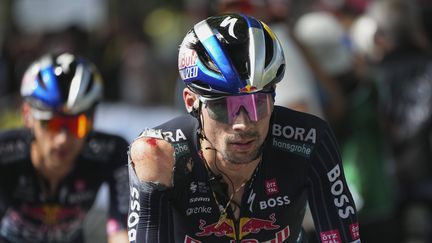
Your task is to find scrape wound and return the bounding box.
[146,138,158,147]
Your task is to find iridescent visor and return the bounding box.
[199,93,273,124]
[40,114,92,138]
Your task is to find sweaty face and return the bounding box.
[200,94,273,164]
[31,115,90,173]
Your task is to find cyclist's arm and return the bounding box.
[0,166,11,219]
[108,231,129,243]
[107,153,130,243]
[127,131,175,243]
[307,123,361,242]
[0,187,7,220]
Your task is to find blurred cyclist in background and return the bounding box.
[127,13,360,243]
[0,52,129,243]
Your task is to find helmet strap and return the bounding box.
[190,100,211,150]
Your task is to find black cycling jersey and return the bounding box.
[0,129,129,243]
[128,106,361,243]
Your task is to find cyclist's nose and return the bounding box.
[231,107,252,130]
[54,127,73,144]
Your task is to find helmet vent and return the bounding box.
[193,41,221,74]
[276,64,285,80]
[37,72,47,90]
[264,30,274,67]
[85,72,94,94]
[225,42,249,80]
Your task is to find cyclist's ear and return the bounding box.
[22,102,34,128]
[183,87,199,113]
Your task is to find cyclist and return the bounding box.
[0,53,129,243]
[128,13,361,243]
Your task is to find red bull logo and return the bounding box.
[196,219,235,238]
[239,213,279,239]
[239,85,258,93]
[22,204,81,225]
[178,49,198,69]
[196,213,280,240]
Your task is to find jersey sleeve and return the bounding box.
[0,169,9,218]
[105,136,130,236]
[0,129,30,219]
[127,156,174,243]
[307,123,361,242]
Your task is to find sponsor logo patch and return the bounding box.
[178,49,198,69]
[195,213,282,240]
[186,206,212,216]
[173,142,190,157]
[0,140,26,163]
[163,129,187,142]
[320,229,341,243]
[259,196,291,210]
[190,182,210,194]
[189,197,211,203]
[178,49,199,80]
[272,138,314,158]
[265,178,279,195]
[327,165,355,219]
[350,223,360,240]
[272,124,317,143]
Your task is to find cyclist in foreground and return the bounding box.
[0,53,129,243]
[128,13,361,243]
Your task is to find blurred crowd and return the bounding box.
[2,0,432,242]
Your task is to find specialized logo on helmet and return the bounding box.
[56,53,74,73]
[220,16,238,39]
[239,85,258,93]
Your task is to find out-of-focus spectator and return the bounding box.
[418,0,432,46]
[215,0,328,118]
[295,10,400,243]
[365,0,432,242]
[12,0,108,34]
[349,11,400,243]
[294,11,354,136]
[117,26,165,106]
[7,0,107,92]
[294,11,352,78]
[0,0,6,98]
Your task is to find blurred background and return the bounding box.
[2,0,432,242]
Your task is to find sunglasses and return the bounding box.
[39,114,92,138]
[199,93,274,124]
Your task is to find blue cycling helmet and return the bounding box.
[20,53,103,119]
[178,13,285,97]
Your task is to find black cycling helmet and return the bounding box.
[178,13,285,97]
[20,53,103,119]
